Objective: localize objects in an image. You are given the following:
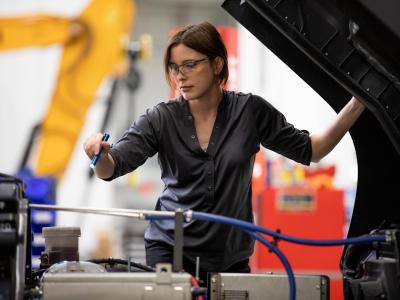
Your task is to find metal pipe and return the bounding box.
[28,204,176,219]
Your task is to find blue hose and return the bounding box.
[245,230,296,300]
[147,213,296,300]
[147,210,386,300]
[190,211,386,246]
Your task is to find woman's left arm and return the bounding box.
[310,96,365,163]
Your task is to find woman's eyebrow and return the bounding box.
[169,58,199,64]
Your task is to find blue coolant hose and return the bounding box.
[245,230,296,300]
[189,211,385,300]
[146,210,387,300]
[190,211,386,246]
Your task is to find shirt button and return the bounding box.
[210,142,215,146]
[207,171,212,176]
[191,135,195,139]
[207,186,212,191]
[188,116,193,120]
[215,126,219,129]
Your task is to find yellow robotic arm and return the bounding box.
[0,16,73,50]
[0,0,135,180]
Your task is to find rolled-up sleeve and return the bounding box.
[251,95,312,165]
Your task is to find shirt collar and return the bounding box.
[178,89,229,116]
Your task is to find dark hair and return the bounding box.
[164,21,229,86]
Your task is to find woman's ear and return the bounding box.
[214,57,224,75]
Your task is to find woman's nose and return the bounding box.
[176,71,187,81]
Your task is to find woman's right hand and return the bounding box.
[83,132,111,161]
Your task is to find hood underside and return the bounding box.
[222,0,400,238]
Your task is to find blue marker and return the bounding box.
[89,133,110,169]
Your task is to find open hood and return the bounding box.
[222,0,400,239]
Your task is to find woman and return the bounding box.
[84,21,365,283]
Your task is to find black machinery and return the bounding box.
[0,173,31,300]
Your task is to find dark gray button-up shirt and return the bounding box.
[107,90,312,270]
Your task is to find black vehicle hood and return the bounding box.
[222,0,400,238]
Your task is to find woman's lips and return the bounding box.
[180,86,192,92]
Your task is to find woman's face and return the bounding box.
[169,44,219,101]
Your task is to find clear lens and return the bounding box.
[168,58,207,76]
